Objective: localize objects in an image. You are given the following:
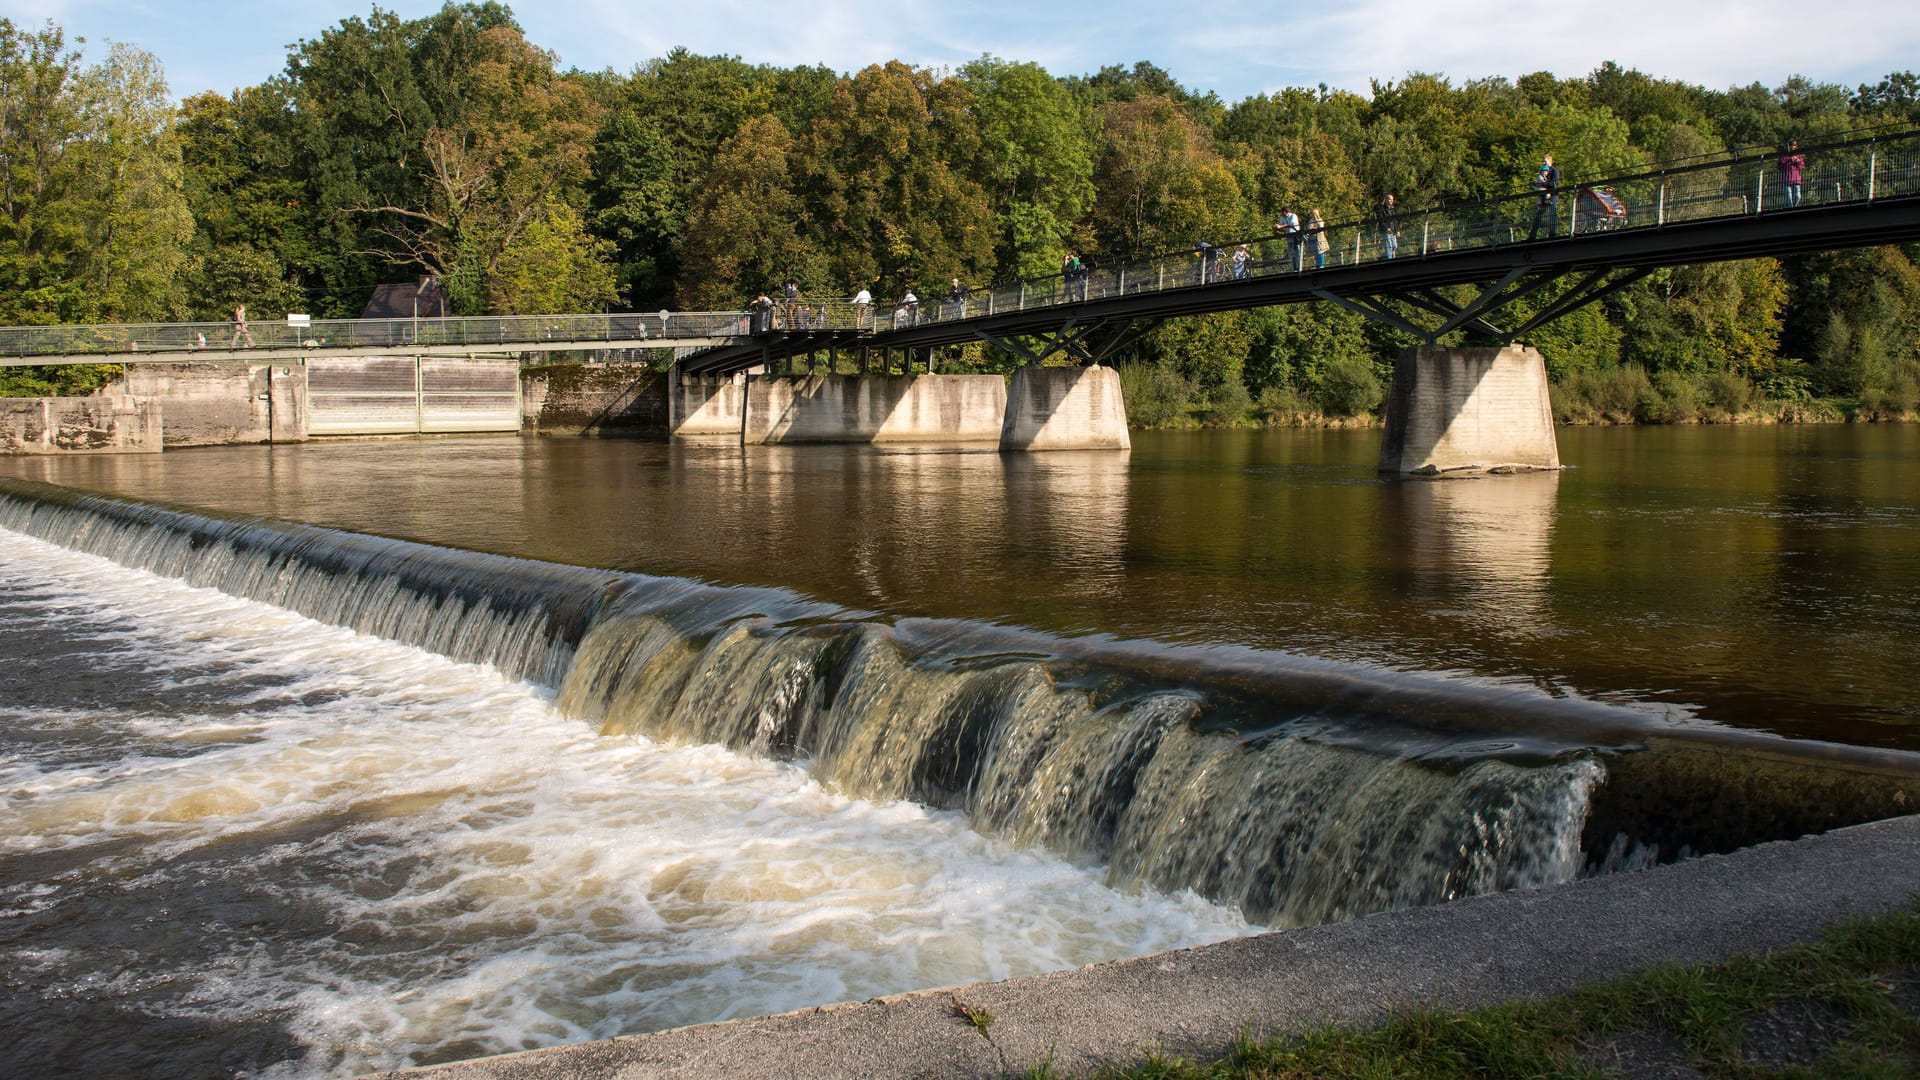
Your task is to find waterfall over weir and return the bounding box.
[2,478,1912,929]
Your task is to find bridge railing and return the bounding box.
[867,126,1920,334]
[0,310,753,361]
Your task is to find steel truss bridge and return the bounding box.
[3,128,1919,375]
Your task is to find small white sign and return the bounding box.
[286,313,312,328]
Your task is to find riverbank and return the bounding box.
[386,814,1920,1080]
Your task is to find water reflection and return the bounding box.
[1387,472,1561,639]
[1003,450,1131,583]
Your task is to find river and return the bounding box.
[2,423,1916,1076]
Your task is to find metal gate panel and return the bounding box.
[307,356,419,435]
[420,357,520,433]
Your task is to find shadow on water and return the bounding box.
[2,477,1914,937]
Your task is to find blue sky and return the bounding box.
[5,0,1918,104]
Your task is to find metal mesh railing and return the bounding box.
[870,125,1920,332]
[0,310,750,361]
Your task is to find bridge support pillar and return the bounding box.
[742,374,1005,445]
[1000,365,1131,451]
[670,369,749,438]
[1379,345,1560,473]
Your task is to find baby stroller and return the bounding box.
[1575,186,1628,233]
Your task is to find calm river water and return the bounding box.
[1,423,1916,1077]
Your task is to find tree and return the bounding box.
[0,18,85,321]
[798,62,994,298]
[960,56,1096,281]
[676,114,815,307]
[489,196,617,313]
[1090,94,1243,259]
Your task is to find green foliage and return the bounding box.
[0,362,119,396]
[1118,361,1194,428]
[1553,363,1658,422]
[1255,384,1314,425]
[961,57,1096,282]
[1312,355,1385,417]
[676,114,815,307]
[488,196,618,313]
[1199,377,1251,427]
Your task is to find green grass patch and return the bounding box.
[1034,904,1920,1079]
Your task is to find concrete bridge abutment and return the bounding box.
[1378,344,1560,474]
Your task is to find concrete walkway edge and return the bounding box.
[385,813,1920,1079]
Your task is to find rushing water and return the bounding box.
[2,423,1917,1077]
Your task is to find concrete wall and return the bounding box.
[520,362,667,436]
[742,374,1007,445]
[1378,345,1560,473]
[118,363,308,447]
[0,395,161,454]
[1000,365,1132,451]
[671,372,749,438]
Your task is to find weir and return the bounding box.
[2,477,1913,930]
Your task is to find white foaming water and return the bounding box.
[0,526,1252,1076]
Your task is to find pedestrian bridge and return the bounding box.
[4,128,1917,373]
[4,127,1919,467]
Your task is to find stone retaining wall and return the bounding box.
[521,362,668,436]
[0,395,161,454]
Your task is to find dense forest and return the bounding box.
[3,2,1919,422]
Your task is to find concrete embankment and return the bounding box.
[385,812,1920,1080]
[0,395,161,454]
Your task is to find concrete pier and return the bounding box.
[1000,364,1132,451]
[668,371,750,438]
[742,373,1008,445]
[1379,345,1559,473]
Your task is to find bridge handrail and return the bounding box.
[0,310,752,361]
[829,125,1920,336]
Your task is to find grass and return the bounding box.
[1023,904,1920,1079]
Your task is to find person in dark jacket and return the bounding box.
[1376,194,1400,259]
[1527,154,1560,240]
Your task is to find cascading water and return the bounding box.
[0,478,1608,928]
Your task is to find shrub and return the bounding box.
[1702,370,1753,418]
[1554,364,1658,423]
[1119,361,1195,428]
[1256,385,1316,425]
[1650,370,1703,423]
[1313,356,1384,417]
[1201,378,1252,427]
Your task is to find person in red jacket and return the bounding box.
[1778,139,1806,207]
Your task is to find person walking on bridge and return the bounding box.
[1527,153,1560,240]
[1308,208,1329,269]
[229,304,255,348]
[852,285,871,329]
[1376,195,1400,259]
